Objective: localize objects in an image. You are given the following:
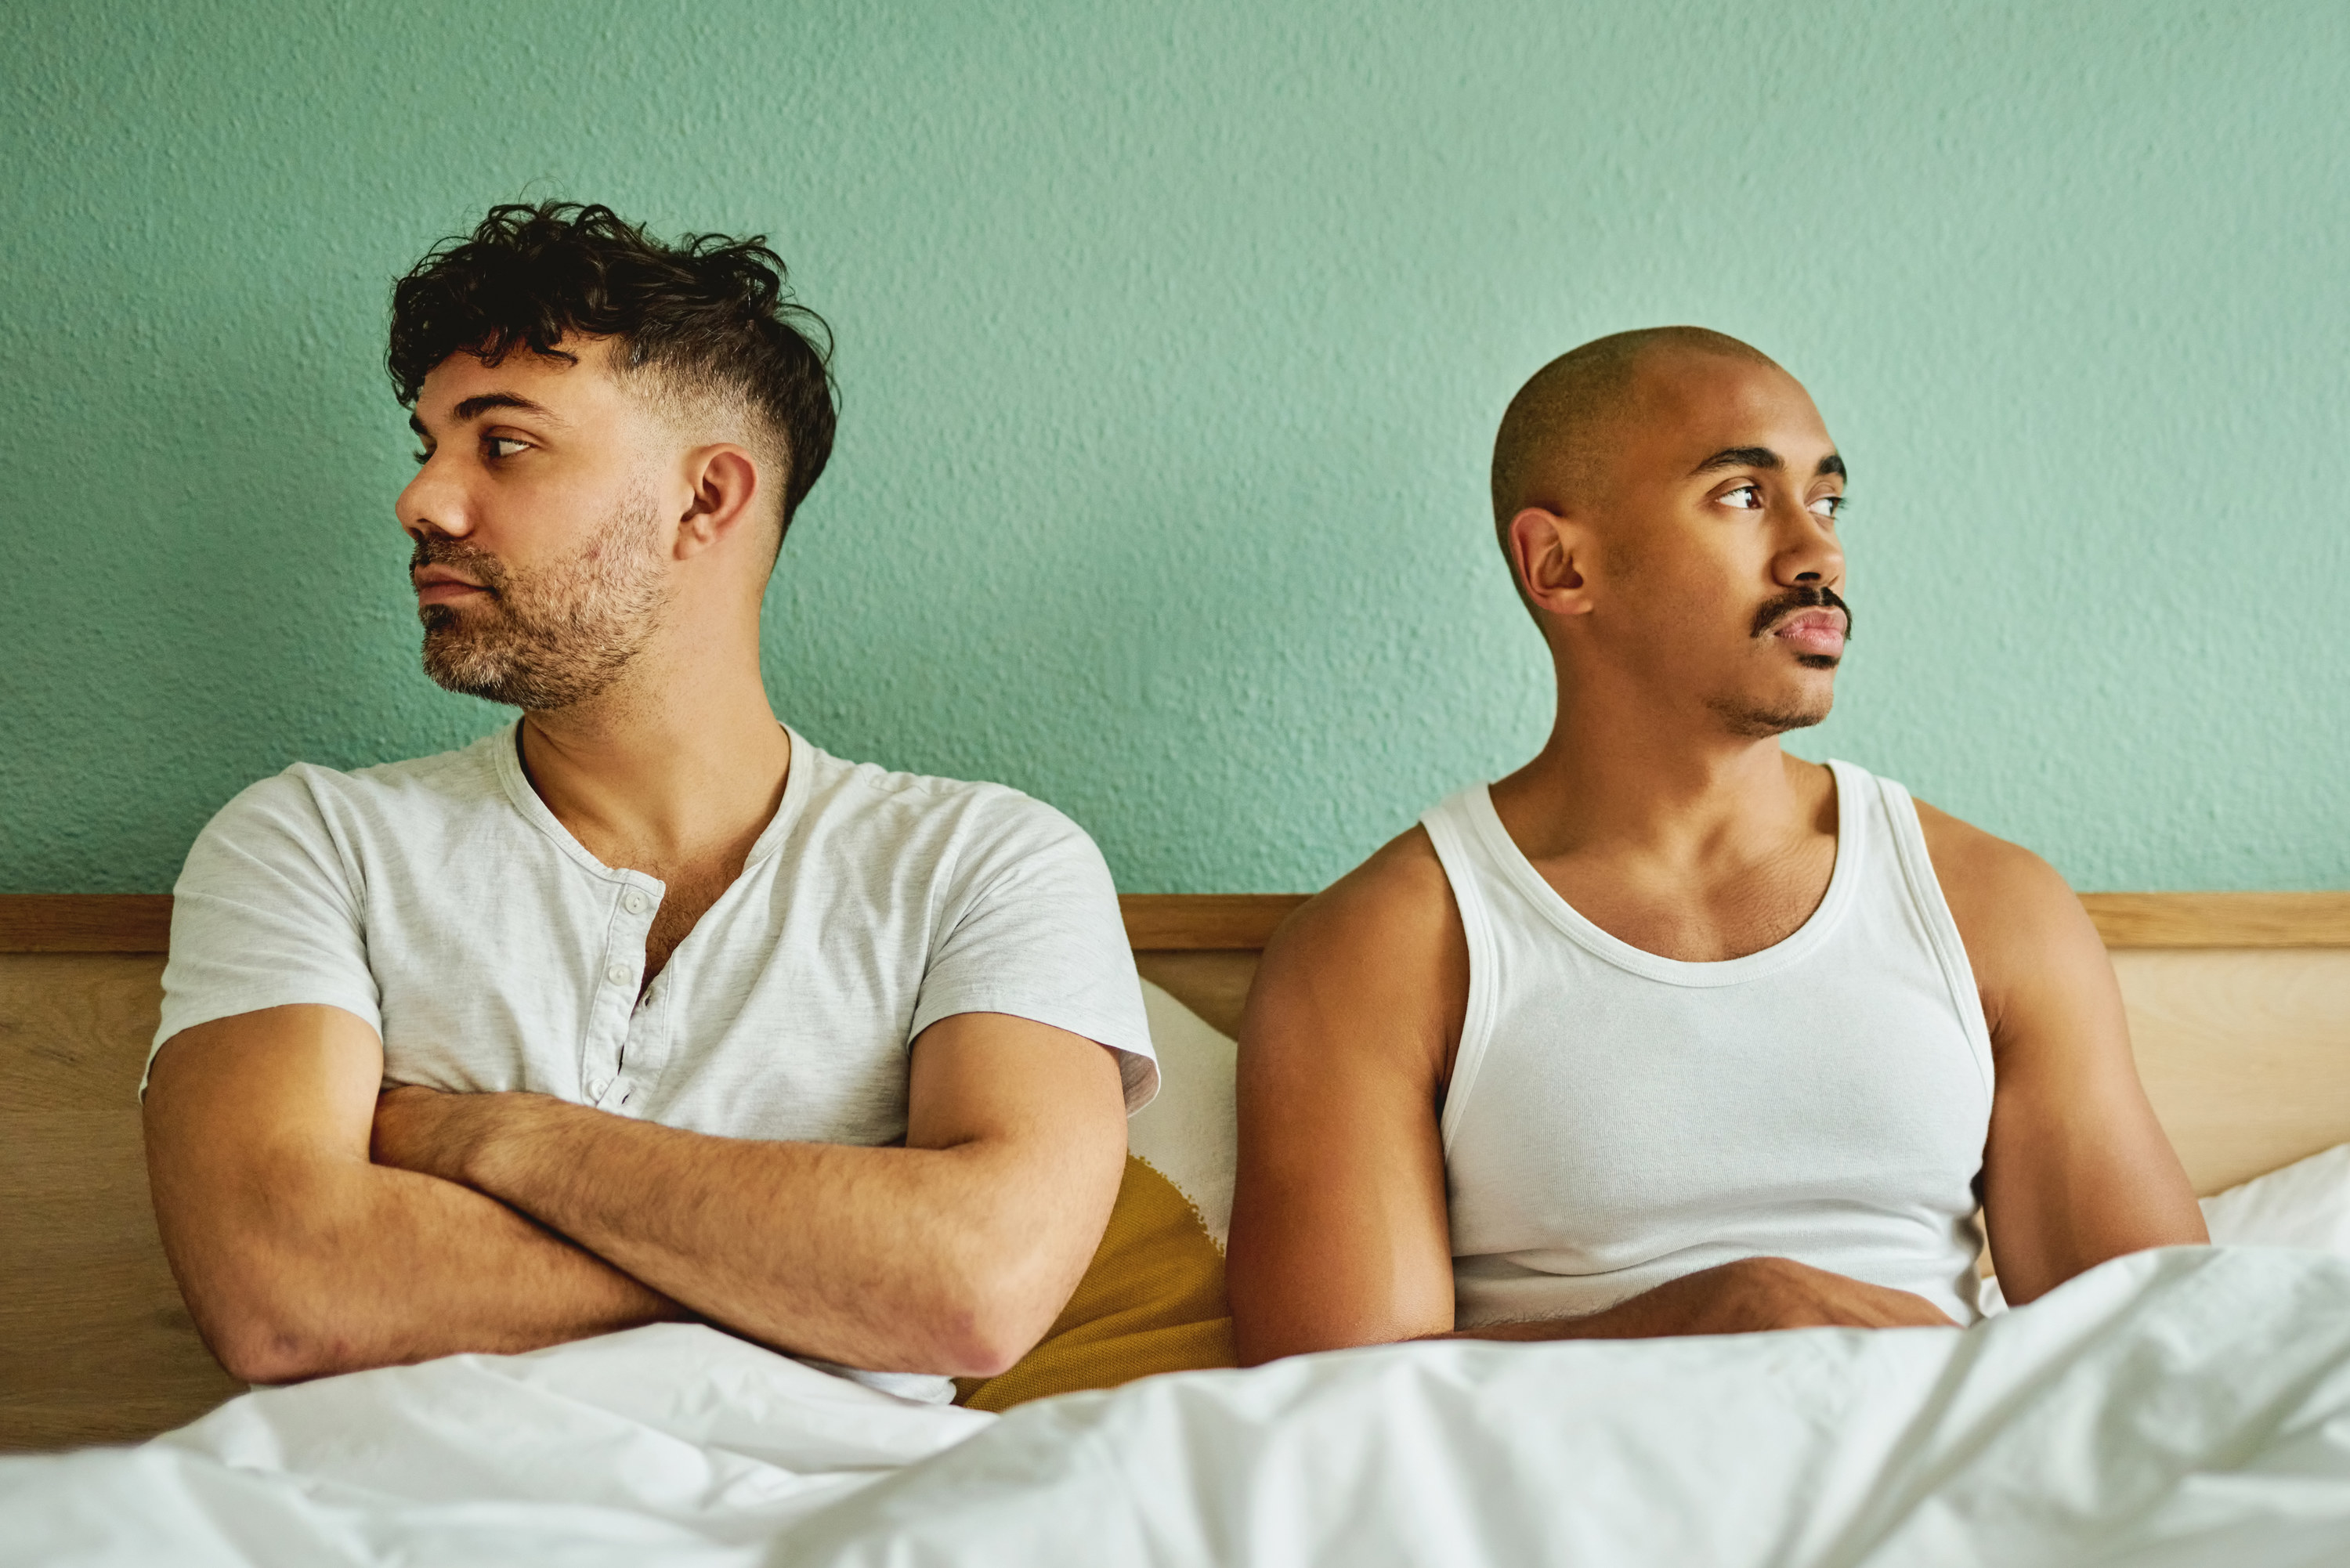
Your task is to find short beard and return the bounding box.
[415,484,671,711]
[1705,583,1853,738]
[1707,693,1831,739]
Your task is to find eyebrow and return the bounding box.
[408,392,561,439]
[1690,446,1848,480]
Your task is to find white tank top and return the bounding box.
[1422,760,1994,1328]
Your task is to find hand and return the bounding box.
[1437,1255,1960,1346]
[1636,1256,1958,1335]
[371,1084,497,1186]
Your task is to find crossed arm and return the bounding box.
[144,1006,1127,1385]
[1225,818,2206,1364]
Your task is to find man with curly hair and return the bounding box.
[141,204,1155,1404]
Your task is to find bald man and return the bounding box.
[1227,328,2206,1360]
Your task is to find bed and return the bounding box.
[3,891,2348,1564]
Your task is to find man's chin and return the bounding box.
[419,625,638,712]
[1707,688,1835,739]
[421,629,526,706]
[422,663,522,707]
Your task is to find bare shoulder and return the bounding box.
[1911,799,2104,1018]
[1912,800,2080,923]
[1269,825,1459,963]
[1244,826,1469,1086]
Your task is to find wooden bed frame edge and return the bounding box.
[5,891,2347,953]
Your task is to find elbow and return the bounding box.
[936,1338,1026,1383]
[902,1151,1122,1378]
[920,1248,1071,1379]
[926,1290,1053,1380]
[205,1309,356,1386]
[186,1268,372,1386]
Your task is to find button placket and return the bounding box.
[585,876,658,1106]
[613,946,675,1115]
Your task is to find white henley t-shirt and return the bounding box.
[153,723,1157,1402]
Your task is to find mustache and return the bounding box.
[408,535,509,594]
[1750,584,1853,641]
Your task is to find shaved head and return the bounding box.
[1490,327,1783,558]
[1477,324,1849,737]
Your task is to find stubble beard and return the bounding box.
[416,484,672,711]
[1706,688,1834,740]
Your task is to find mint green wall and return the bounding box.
[4,2,2345,894]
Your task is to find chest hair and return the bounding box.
[638,858,747,991]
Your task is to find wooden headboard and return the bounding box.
[3,891,2346,1454]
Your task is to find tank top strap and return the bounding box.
[1420,787,1504,1154]
[1848,765,1997,1103]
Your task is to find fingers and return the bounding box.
[1851,1287,1957,1329]
[1632,1258,1963,1336]
[1901,1297,1960,1328]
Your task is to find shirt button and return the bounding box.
[588,1077,609,1099]
[623,891,649,916]
[605,963,631,986]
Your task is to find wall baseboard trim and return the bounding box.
[1119,894,1308,949]
[0,895,174,952]
[2077,893,2350,949]
[2,891,2347,953]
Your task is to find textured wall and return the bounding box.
[3,1,2344,894]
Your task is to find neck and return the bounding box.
[515,614,789,865]
[1491,666,1822,870]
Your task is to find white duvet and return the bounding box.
[7,1246,2350,1566]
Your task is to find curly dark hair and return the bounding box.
[389,201,837,537]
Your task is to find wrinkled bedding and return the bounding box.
[8,1247,2350,1566]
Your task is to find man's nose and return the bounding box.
[1773,504,1843,588]
[396,457,472,542]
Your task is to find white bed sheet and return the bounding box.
[7,1246,2350,1566]
[0,1324,989,1567]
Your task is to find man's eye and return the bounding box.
[486,437,530,459]
[411,449,430,466]
[1722,484,1764,510]
[1810,495,1844,519]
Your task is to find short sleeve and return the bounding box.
[909,797,1159,1112]
[148,769,384,1091]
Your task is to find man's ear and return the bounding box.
[673,445,765,558]
[1508,507,1596,618]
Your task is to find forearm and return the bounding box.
[1433,1295,1693,1345]
[454,1100,1056,1375]
[145,1007,693,1385]
[1420,1258,1958,1344]
[1424,1270,1742,1346]
[163,1151,688,1384]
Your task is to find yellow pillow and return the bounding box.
[956,982,1238,1411]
